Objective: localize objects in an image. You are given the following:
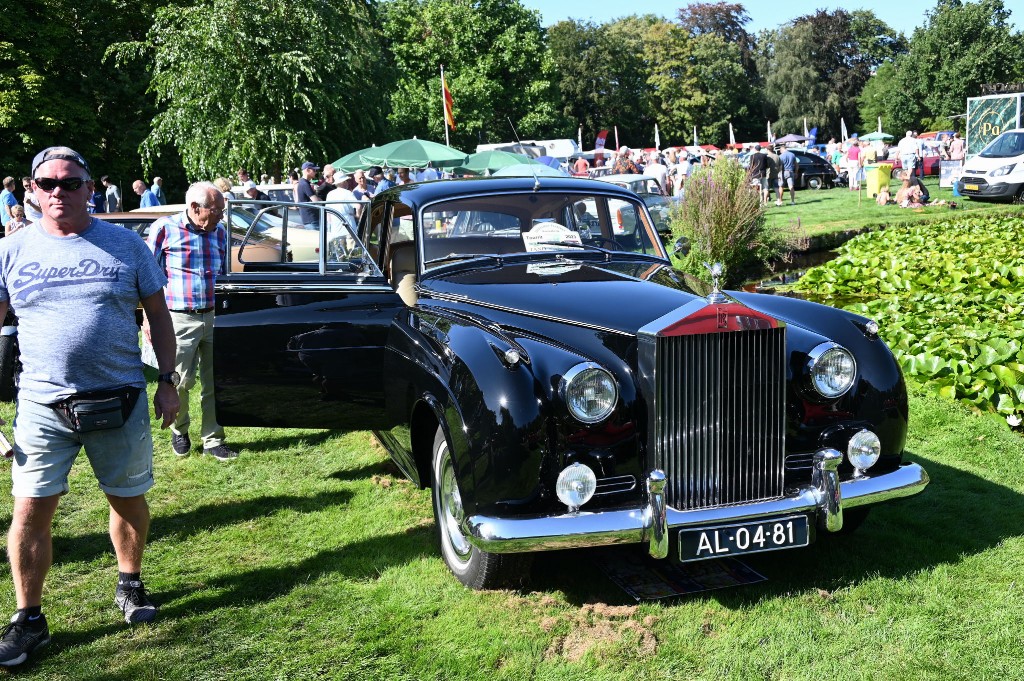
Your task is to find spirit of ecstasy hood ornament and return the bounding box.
[703,262,727,303]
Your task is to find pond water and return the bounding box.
[740,249,839,296]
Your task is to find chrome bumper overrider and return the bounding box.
[463,449,929,557]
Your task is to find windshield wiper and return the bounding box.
[424,253,504,266]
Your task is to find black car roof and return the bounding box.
[373,176,642,210]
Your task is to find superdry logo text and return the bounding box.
[12,259,121,302]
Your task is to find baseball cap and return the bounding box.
[334,174,351,185]
[31,146,92,177]
[243,180,258,190]
[301,161,320,171]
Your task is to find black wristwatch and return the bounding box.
[158,371,181,387]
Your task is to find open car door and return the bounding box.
[213,200,404,430]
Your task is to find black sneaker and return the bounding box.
[114,581,158,624]
[0,612,50,667]
[171,433,191,457]
[203,444,238,461]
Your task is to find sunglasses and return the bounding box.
[34,177,88,192]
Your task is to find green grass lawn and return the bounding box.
[0,382,1021,680]
[767,175,1022,238]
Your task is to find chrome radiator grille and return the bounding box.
[651,327,787,510]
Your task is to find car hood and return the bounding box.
[421,258,725,334]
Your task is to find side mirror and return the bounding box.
[672,236,691,257]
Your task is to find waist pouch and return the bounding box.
[51,386,142,433]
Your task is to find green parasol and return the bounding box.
[332,147,377,172]
[453,150,546,176]
[359,138,468,169]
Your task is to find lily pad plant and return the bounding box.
[791,214,1024,428]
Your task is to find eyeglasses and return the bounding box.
[34,177,88,192]
[197,204,224,215]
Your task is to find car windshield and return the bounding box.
[979,132,1024,159]
[418,192,665,272]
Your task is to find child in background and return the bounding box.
[876,186,891,206]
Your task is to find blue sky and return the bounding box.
[518,0,1020,36]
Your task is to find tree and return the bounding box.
[546,15,661,149]
[646,25,748,146]
[676,2,754,71]
[545,19,603,141]
[0,0,157,183]
[759,9,904,140]
[111,0,384,180]
[675,2,762,142]
[790,9,905,134]
[760,23,842,138]
[859,0,1024,134]
[379,0,558,150]
[595,15,662,147]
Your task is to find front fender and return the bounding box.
[398,307,606,517]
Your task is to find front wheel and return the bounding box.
[431,426,531,589]
[807,176,823,190]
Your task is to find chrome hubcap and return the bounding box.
[439,451,471,558]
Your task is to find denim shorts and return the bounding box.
[11,393,154,498]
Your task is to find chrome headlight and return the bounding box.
[556,463,597,512]
[807,342,857,399]
[560,362,618,424]
[848,429,881,472]
[990,163,1016,177]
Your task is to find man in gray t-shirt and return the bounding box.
[0,147,180,668]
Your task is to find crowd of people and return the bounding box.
[0,172,173,237]
[565,128,967,211]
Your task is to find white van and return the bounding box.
[957,128,1024,202]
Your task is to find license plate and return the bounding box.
[678,515,809,562]
[964,183,979,191]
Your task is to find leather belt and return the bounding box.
[172,307,214,314]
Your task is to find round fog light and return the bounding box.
[848,429,881,472]
[556,463,597,512]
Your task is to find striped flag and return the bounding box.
[441,67,455,131]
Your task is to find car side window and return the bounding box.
[228,201,382,277]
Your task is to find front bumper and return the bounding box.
[956,177,1023,199]
[463,449,929,558]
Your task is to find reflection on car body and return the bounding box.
[213,177,928,590]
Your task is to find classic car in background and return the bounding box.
[788,149,840,188]
[592,173,676,234]
[213,176,928,589]
[740,150,839,189]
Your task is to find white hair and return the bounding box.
[186,181,220,206]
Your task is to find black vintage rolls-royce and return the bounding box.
[216,178,928,589]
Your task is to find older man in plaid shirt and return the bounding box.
[143,181,237,460]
